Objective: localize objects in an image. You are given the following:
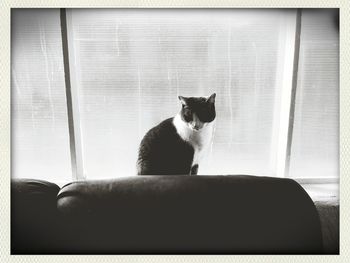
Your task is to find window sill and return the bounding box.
[299,183,339,202]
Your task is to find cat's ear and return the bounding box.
[178,96,188,106]
[207,93,216,104]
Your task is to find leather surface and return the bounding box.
[56,175,323,254]
[314,199,339,254]
[11,179,61,254]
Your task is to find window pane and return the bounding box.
[69,9,295,178]
[289,9,339,178]
[12,9,72,183]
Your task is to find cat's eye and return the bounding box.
[183,108,193,122]
[184,108,192,114]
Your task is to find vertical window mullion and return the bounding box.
[284,9,302,178]
[274,9,302,178]
[60,8,85,181]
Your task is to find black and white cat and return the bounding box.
[137,93,216,175]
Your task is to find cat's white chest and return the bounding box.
[173,114,214,167]
[190,127,212,166]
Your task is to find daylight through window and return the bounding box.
[11,8,339,184]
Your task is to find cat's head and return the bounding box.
[178,93,216,131]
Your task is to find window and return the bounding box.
[11,8,339,184]
[12,9,72,183]
[289,9,339,180]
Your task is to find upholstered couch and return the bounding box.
[11,175,333,254]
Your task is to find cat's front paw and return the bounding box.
[190,164,198,175]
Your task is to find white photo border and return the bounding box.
[1,0,349,262]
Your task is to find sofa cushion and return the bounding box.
[314,199,339,254]
[11,178,61,254]
[57,175,323,254]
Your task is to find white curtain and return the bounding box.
[69,9,295,178]
[11,8,339,182]
[289,9,339,179]
[12,9,72,183]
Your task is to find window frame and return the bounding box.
[60,9,85,181]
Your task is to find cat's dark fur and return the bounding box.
[137,93,216,175]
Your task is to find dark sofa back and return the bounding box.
[11,175,323,254]
[56,175,323,254]
[11,179,61,254]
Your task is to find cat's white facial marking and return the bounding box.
[173,113,214,169]
[188,113,204,131]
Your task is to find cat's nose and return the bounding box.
[192,124,200,130]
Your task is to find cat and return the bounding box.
[137,93,216,175]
